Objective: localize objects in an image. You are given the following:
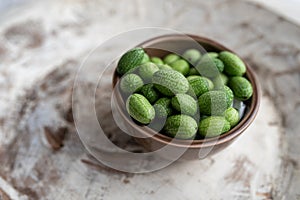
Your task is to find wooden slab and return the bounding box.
[0,0,299,199]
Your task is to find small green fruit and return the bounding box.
[163,115,198,139]
[170,59,190,75]
[220,73,229,85]
[157,64,173,70]
[150,57,164,65]
[196,56,221,78]
[213,58,224,72]
[153,97,173,118]
[199,116,231,137]
[188,68,200,76]
[139,84,159,104]
[198,91,228,116]
[120,74,143,94]
[126,94,155,124]
[152,70,189,96]
[202,77,214,90]
[224,85,234,107]
[207,52,218,58]
[171,94,198,116]
[228,76,253,101]
[182,49,201,65]
[163,54,180,64]
[224,107,239,127]
[138,62,159,82]
[187,76,211,97]
[141,53,150,64]
[117,47,145,75]
[219,51,246,76]
[213,73,229,89]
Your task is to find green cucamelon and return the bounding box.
[188,68,200,76]
[202,77,214,90]
[224,85,234,107]
[153,97,173,118]
[224,107,239,127]
[213,84,234,107]
[213,58,224,72]
[228,76,253,101]
[207,52,218,59]
[182,49,201,65]
[199,116,231,137]
[219,51,246,76]
[117,47,145,75]
[198,90,228,116]
[196,56,222,78]
[157,64,172,70]
[120,74,143,94]
[187,75,211,97]
[213,73,229,89]
[141,53,150,64]
[152,70,189,96]
[126,94,155,124]
[171,94,198,116]
[138,62,159,82]
[139,84,159,104]
[163,115,198,139]
[170,59,190,75]
[163,53,180,64]
[150,57,164,65]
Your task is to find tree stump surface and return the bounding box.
[0,0,299,199]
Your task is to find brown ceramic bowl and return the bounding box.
[112,34,260,160]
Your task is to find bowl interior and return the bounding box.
[112,34,260,147]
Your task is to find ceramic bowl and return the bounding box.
[112,34,260,160]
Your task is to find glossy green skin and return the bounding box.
[224,107,240,127]
[213,58,224,72]
[163,115,198,139]
[150,57,164,65]
[199,116,231,137]
[212,83,234,107]
[126,94,155,124]
[139,84,159,104]
[171,94,198,116]
[157,64,172,70]
[117,47,145,75]
[120,74,144,94]
[163,54,180,64]
[228,76,253,101]
[220,73,229,85]
[207,52,218,58]
[153,97,173,118]
[224,85,234,107]
[138,62,159,82]
[154,85,174,96]
[198,91,228,116]
[196,55,220,78]
[152,70,189,96]
[170,59,190,76]
[202,77,214,90]
[188,68,200,76]
[141,53,150,64]
[219,51,246,76]
[187,76,210,97]
[182,49,201,65]
[213,73,229,89]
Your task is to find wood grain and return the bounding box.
[0,0,299,199]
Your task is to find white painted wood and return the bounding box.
[0,0,299,199]
[246,0,300,25]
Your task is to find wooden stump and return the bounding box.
[0,0,299,199]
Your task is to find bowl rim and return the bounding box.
[112,34,261,148]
